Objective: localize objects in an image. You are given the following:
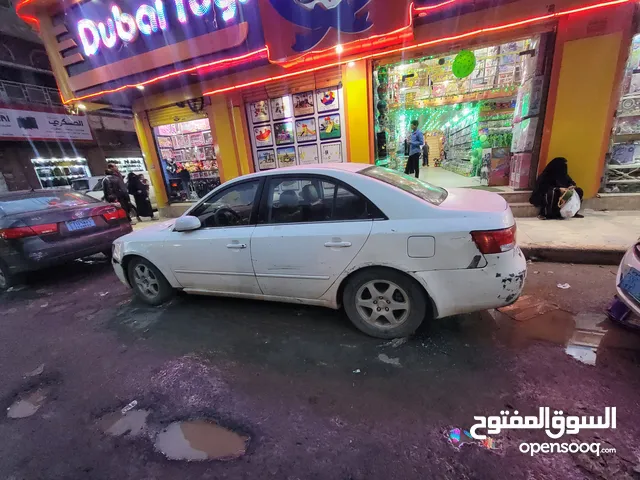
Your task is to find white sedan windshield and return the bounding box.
[361,166,448,206]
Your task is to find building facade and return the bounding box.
[15,0,639,212]
[0,0,143,192]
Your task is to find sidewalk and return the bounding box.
[517,210,639,265]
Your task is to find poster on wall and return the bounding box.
[277,146,297,167]
[172,134,190,149]
[319,114,341,140]
[189,132,205,147]
[270,96,292,120]
[295,118,317,143]
[274,121,294,145]
[321,142,342,163]
[173,150,184,162]
[157,136,173,148]
[157,124,179,135]
[298,144,319,165]
[253,125,273,147]
[204,146,216,160]
[250,100,270,123]
[160,148,173,160]
[203,131,213,145]
[196,148,207,161]
[257,149,277,170]
[316,88,339,113]
[293,91,315,116]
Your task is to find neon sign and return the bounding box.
[77,0,248,56]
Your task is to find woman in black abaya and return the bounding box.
[529,157,583,219]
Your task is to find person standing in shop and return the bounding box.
[405,120,424,179]
[422,141,430,167]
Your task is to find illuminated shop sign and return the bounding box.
[77,0,248,56]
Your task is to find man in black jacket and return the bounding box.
[103,165,133,221]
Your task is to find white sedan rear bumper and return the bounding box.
[415,247,527,318]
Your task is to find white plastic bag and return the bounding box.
[560,192,581,219]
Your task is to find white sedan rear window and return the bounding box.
[361,167,448,206]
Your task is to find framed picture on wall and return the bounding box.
[159,148,173,160]
[295,118,317,143]
[274,121,294,145]
[203,131,213,145]
[173,150,184,162]
[319,114,341,140]
[316,87,339,113]
[292,91,314,116]
[277,146,297,167]
[196,148,206,161]
[270,96,292,120]
[157,136,173,148]
[298,144,319,165]
[257,149,277,170]
[204,146,215,160]
[189,132,205,147]
[250,100,270,123]
[321,142,343,163]
[253,125,273,147]
[157,124,179,135]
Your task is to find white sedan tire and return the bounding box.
[127,258,174,306]
[343,268,428,339]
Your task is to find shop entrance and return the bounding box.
[151,117,219,203]
[373,35,552,190]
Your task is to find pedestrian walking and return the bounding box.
[103,165,134,221]
[127,172,155,220]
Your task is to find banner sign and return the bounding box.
[58,0,264,77]
[0,108,93,141]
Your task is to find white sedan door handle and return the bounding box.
[227,243,247,249]
[324,241,352,248]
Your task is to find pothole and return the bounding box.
[99,409,150,437]
[154,420,249,461]
[7,387,49,418]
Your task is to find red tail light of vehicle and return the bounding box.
[0,223,58,240]
[471,225,517,255]
[102,208,127,222]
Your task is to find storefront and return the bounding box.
[373,34,552,188]
[16,0,638,214]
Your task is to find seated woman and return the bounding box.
[529,157,584,219]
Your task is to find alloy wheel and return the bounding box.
[133,263,160,300]
[355,280,411,329]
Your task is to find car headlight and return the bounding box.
[112,242,123,262]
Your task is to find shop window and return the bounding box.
[31,158,91,189]
[152,118,219,203]
[603,33,640,193]
[190,180,259,228]
[372,35,550,190]
[263,177,376,225]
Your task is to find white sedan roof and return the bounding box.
[244,163,370,180]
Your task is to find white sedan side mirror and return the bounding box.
[174,216,202,232]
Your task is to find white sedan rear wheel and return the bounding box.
[343,268,428,339]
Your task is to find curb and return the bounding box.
[520,245,626,266]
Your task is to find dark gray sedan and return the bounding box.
[0,190,132,288]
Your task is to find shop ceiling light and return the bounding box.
[335,44,344,54]
[136,85,145,91]
[77,103,87,110]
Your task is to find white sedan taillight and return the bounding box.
[471,225,517,255]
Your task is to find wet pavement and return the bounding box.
[0,258,639,479]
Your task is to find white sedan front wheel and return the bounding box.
[344,268,428,339]
[127,258,174,306]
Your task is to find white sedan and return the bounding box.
[111,164,526,338]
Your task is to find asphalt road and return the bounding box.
[0,259,639,479]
